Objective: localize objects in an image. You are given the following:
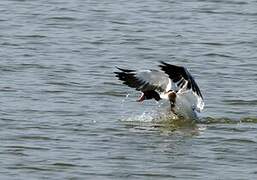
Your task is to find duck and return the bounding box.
[114,61,204,119]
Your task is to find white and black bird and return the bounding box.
[114,61,204,119]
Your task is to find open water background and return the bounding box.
[0,0,257,179]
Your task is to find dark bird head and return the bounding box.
[167,90,176,106]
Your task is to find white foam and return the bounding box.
[122,111,156,122]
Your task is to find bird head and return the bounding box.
[167,90,176,105]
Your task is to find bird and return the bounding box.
[114,61,204,120]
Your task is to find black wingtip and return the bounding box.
[159,61,184,71]
[115,66,122,71]
[114,66,127,76]
[159,60,167,65]
[115,66,134,73]
[114,72,120,77]
[159,61,166,66]
[158,61,171,69]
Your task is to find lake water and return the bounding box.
[1,0,257,179]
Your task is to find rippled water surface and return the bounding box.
[1,0,257,179]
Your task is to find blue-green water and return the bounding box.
[1,0,257,179]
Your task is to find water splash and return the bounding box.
[120,110,199,135]
[119,109,257,135]
[122,111,158,122]
[118,94,257,133]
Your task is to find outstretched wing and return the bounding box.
[159,61,203,99]
[114,67,171,92]
[159,61,204,111]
